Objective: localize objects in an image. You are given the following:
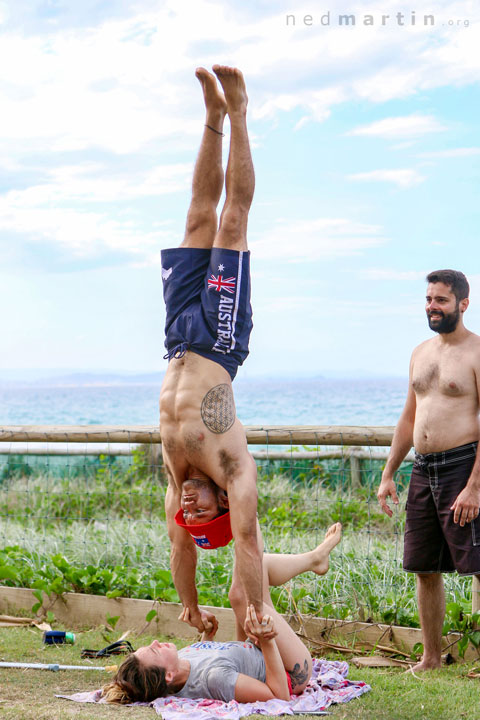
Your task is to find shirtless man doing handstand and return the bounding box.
[160,65,260,635]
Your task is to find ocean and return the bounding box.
[0,377,408,426]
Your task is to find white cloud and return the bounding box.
[256,293,420,317]
[253,3,480,123]
[0,0,477,159]
[0,1,8,25]
[254,87,347,126]
[250,217,387,261]
[359,268,427,281]
[0,161,192,259]
[418,147,480,159]
[348,114,446,139]
[391,141,416,151]
[0,3,228,154]
[468,274,480,299]
[46,162,193,201]
[348,168,425,188]
[0,201,167,258]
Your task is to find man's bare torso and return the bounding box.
[160,351,252,492]
[411,331,480,453]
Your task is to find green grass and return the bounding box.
[0,626,178,720]
[332,663,480,720]
[1,626,480,720]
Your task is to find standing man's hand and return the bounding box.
[451,485,480,526]
[178,605,219,635]
[377,473,399,517]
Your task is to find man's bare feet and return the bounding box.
[310,523,342,575]
[196,67,227,127]
[212,65,248,115]
[407,659,442,673]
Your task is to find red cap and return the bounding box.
[174,508,233,549]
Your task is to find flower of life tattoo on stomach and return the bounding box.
[201,383,236,434]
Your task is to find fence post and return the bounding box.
[148,443,163,478]
[350,451,361,488]
[472,576,480,616]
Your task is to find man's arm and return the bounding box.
[165,481,218,634]
[450,363,480,527]
[377,356,416,517]
[225,452,263,615]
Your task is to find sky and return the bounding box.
[0,0,479,379]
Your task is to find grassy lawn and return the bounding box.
[335,664,480,720]
[1,626,480,720]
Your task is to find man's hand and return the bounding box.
[200,623,218,642]
[243,604,277,644]
[377,473,399,517]
[451,485,480,526]
[178,606,219,635]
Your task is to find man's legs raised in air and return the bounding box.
[212,65,254,252]
[181,68,227,250]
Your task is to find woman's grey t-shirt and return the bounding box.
[175,640,266,702]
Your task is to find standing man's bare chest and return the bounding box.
[412,344,476,400]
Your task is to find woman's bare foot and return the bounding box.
[310,523,342,575]
[212,65,248,115]
[195,67,227,127]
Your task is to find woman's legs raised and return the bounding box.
[264,523,342,585]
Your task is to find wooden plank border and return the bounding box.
[1,587,478,662]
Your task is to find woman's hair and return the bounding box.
[101,652,168,704]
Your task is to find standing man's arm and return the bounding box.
[225,453,263,615]
[450,364,480,527]
[377,356,416,517]
[165,481,219,634]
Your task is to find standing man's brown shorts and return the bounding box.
[403,442,480,575]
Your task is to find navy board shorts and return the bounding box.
[161,247,253,381]
[403,442,480,576]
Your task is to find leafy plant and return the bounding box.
[444,601,480,658]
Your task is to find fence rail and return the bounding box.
[0,424,395,445]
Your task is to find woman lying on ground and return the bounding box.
[101,522,342,704]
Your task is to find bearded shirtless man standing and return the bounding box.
[159,65,261,635]
[377,270,480,671]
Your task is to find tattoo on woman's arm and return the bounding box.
[287,659,309,690]
[201,383,236,434]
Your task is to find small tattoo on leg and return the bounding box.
[287,659,309,690]
[201,383,235,434]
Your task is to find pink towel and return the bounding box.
[58,658,370,718]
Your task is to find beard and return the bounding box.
[427,304,460,334]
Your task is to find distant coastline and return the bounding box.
[0,369,406,389]
[0,373,408,426]
[0,372,165,389]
